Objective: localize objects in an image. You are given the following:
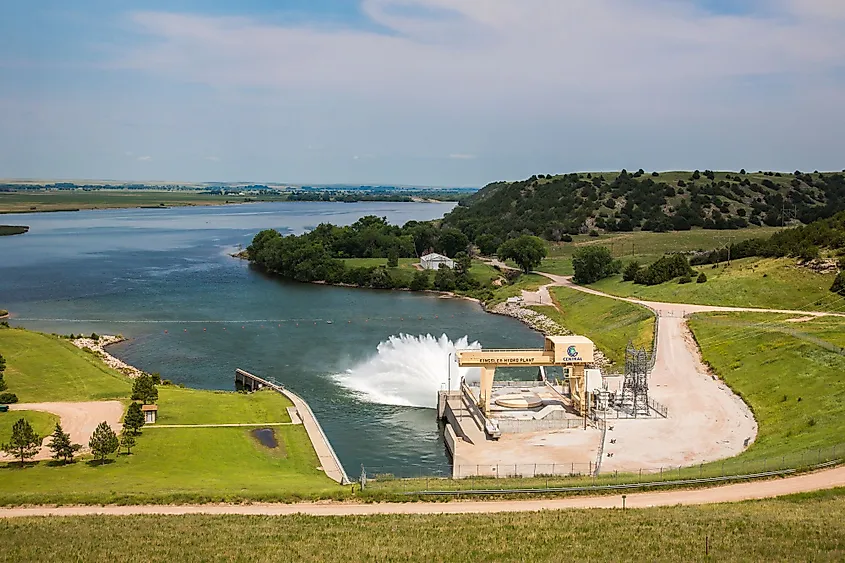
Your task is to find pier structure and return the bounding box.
[235,369,350,485]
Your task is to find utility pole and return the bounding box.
[447,352,453,392]
[726,236,735,266]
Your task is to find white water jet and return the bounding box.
[333,334,482,408]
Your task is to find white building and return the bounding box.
[420,252,455,270]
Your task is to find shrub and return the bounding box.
[588,230,599,237]
[697,272,708,283]
[0,392,19,404]
[634,254,695,286]
[386,251,399,268]
[561,234,573,242]
[90,333,99,340]
[409,270,431,291]
[622,261,641,282]
[678,275,692,284]
[831,271,845,296]
[433,266,457,291]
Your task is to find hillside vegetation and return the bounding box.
[444,170,845,244]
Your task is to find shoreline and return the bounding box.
[70,335,146,378]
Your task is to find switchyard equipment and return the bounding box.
[457,335,595,416]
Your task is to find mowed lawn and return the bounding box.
[156,388,292,425]
[590,257,837,311]
[0,411,59,444]
[0,425,337,505]
[689,312,845,459]
[0,327,341,503]
[530,286,654,366]
[2,489,844,562]
[0,329,130,401]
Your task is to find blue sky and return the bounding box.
[1,0,844,186]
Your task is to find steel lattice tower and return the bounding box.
[620,341,650,416]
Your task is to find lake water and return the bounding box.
[0,202,541,476]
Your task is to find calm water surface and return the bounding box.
[0,202,540,475]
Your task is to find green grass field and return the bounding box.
[589,257,838,311]
[530,286,654,366]
[0,327,341,504]
[2,489,844,561]
[689,312,845,459]
[486,273,548,305]
[156,388,292,425]
[0,424,338,505]
[0,329,131,402]
[0,411,59,445]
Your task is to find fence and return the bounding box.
[359,442,844,494]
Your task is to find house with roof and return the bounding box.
[420,252,455,270]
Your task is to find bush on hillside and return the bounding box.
[572,246,620,284]
[634,254,695,286]
[622,261,641,282]
[832,271,845,296]
[697,272,708,283]
[433,266,457,291]
[678,275,692,284]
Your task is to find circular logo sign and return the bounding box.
[567,345,578,357]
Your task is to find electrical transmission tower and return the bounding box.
[619,341,650,417]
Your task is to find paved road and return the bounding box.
[0,466,843,518]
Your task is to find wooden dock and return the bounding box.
[235,369,350,485]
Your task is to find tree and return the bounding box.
[454,251,472,276]
[123,402,146,435]
[89,421,119,464]
[497,236,547,273]
[409,270,431,291]
[386,250,399,268]
[697,272,708,283]
[433,265,457,291]
[48,422,81,463]
[0,392,18,404]
[2,418,41,465]
[0,352,6,392]
[437,228,469,258]
[572,246,619,284]
[474,234,500,256]
[131,374,158,404]
[120,430,136,455]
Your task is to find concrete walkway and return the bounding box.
[0,465,843,517]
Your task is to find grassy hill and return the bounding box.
[444,170,845,244]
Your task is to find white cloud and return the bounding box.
[449,153,475,160]
[204,156,219,161]
[137,155,152,161]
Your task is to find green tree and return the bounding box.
[47,422,81,463]
[386,250,399,268]
[2,418,41,465]
[474,234,500,256]
[409,270,431,291]
[89,421,119,464]
[433,265,457,291]
[436,228,469,258]
[454,251,472,276]
[0,352,6,392]
[120,430,136,455]
[697,272,708,284]
[123,402,146,435]
[131,374,158,404]
[572,246,619,284]
[497,236,547,273]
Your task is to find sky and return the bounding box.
[1,0,844,186]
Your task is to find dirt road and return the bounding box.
[0,465,843,518]
[1,401,123,462]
